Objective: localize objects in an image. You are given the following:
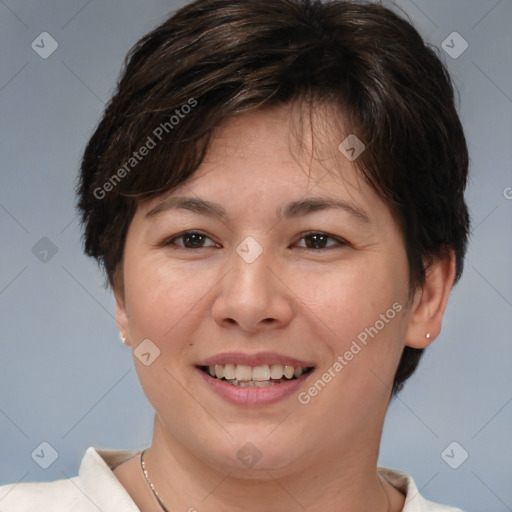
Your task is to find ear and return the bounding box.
[404,249,456,349]
[113,271,131,347]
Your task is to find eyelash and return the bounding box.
[163,230,348,251]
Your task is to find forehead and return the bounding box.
[179,103,366,197]
[137,103,389,228]
[205,103,344,159]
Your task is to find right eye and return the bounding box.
[163,231,221,250]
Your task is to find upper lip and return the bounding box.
[197,352,315,368]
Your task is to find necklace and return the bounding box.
[140,448,391,512]
[140,449,170,512]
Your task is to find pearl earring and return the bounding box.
[425,333,431,339]
[119,332,127,344]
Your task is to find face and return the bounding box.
[116,104,415,477]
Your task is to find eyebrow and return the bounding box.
[277,197,370,224]
[146,196,229,221]
[146,195,370,224]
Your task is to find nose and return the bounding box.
[211,243,294,333]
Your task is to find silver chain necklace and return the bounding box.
[140,449,170,512]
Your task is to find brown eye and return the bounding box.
[296,232,346,250]
[166,231,219,249]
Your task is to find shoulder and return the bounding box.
[378,467,465,512]
[0,447,141,512]
[0,476,87,512]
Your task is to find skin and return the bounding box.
[113,103,456,512]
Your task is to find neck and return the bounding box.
[139,416,398,512]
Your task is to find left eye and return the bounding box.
[295,232,345,250]
[165,231,219,249]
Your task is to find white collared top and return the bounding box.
[0,447,465,511]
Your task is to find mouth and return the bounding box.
[198,364,314,387]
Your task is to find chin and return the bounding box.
[209,430,308,476]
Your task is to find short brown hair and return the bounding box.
[77,0,470,395]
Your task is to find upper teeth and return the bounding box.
[208,364,305,381]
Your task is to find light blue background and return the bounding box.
[1,1,511,510]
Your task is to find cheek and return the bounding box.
[122,258,215,402]
[290,254,408,344]
[123,255,215,341]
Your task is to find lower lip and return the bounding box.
[197,368,313,406]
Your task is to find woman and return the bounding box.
[0,0,469,510]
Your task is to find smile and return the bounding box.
[199,364,314,387]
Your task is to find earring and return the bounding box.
[119,332,127,344]
[425,333,431,339]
